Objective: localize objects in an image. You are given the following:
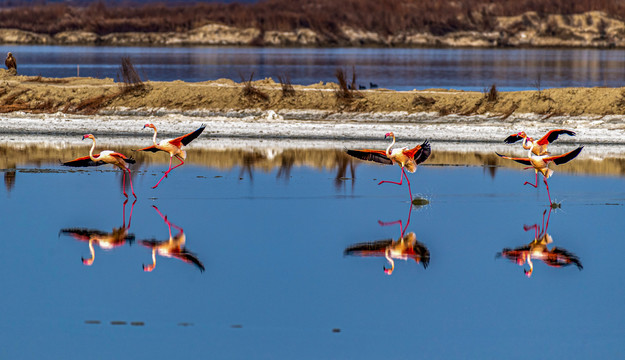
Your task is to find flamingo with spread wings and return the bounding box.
[141,206,205,272]
[62,134,136,198]
[504,129,575,156]
[496,145,583,204]
[497,208,583,277]
[344,203,429,275]
[137,123,206,189]
[346,132,430,201]
[60,199,136,266]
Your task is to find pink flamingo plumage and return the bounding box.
[136,123,206,188]
[346,132,430,201]
[60,199,136,266]
[504,129,576,156]
[62,134,136,198]
[140,206,205,272]
[496,145,583,204]
[497,208,583,277]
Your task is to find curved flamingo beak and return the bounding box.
[383,266,393,275]
[384,132,391,138]
[81,257,93,266]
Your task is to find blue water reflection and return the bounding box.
[1,161,624,358]
[2,45,625,91]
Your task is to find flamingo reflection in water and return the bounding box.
[497,207,583,277]
[60,199,136,266]
[141,206,205,272]
[344,203,429,275]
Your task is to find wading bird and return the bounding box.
[60,199,136,266]
[497,208,582,277]
[504,129,575,156]
[496,145,583,204]
[141,206,205,272]
[344,203,429,275]
[346,132,430,201]
[5,52,16,72]
[136,123,206,189]
[62,134,137,198]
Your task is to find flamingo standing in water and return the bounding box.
[504,129,576,156]
[141,206,205,272]
[497,208,583,277]
[63,134,136,198]
[136,123,206,189]
[346,132,430,201]
[496,145,583,204]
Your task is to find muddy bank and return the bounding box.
[1,69,625,117]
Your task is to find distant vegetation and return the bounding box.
[1,0,625,40]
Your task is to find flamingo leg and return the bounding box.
[152,156,185,189]
[121,168,129,198]
[544,177,552,204]
[379,167,413,201]
[126,168,137,198]
[523,171,539,188]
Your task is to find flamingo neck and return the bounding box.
[143,249,157,272]
[522,136,532,150]
[383,248,395,275]
[524,254,534,277]
[151,126,158,145]
[386,134,396,156]
[83,239,95,266]
[88,137,97,162]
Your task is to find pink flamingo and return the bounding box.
[346,132,430,201]
[63,134,136,198]
[136,123,205,188]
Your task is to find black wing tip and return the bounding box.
[504,135,522,144]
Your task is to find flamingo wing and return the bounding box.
[412,240,430,269]
[545,248,583,269]
[345,149,392,165]
[175,250,205,272]
[170,124,206,147]
[60,228,108,240]
[406,140,431,165]
[61,155,104,167]
[135,144,163,153]
[495,152,532,166]
[504,134,524,144]
[110,152,136,164]
[536,129,576,145]
[344,239,393,256]
[544,146,583,165]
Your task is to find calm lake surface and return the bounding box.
[1,149,624,359]
[3,45,625,91]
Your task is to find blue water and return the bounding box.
[2,45,625,91]
[1,158,624,359]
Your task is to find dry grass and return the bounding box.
[486,83,498,103]
[117,56,145,93]
[334,67,361,103]
[412,95,436,107]
[277,74,295,98]
[240,72,269,102]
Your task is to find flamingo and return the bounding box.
[346,132,430,201]
[504,129,575,156]
[136,123,206,189]
[141,205,205,272]
[344,203,429,275]
[62,134,137,198]
[60,199,136,266]
[496,145,583,204]
[497,208,583,277]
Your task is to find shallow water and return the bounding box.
[3,45,625,91]
[1,148,624,359]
